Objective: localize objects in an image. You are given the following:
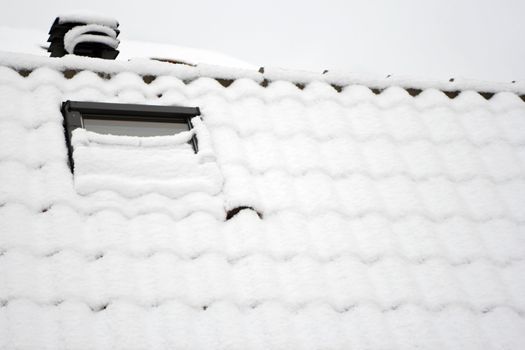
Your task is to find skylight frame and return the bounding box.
[61,100,200,173]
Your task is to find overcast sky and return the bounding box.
[1,0,523,82]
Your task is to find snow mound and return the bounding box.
[58,11,119,28]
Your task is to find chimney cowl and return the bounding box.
[47,13,120,59]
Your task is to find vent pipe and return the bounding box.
[47,13,120,59]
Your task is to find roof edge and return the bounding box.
[0,51,524,95]
[0,51,262,83]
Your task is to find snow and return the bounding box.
[0,25,255,69]
[0,26,47,56]
[72,118,223,198]
[58,12,119,29]
[1,51,524,96]
[0,50,524,349]
[121,40,256,70]
[63,24,119,54]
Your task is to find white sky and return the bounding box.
[1,0,523,82]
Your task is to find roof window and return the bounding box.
[61,101,200,172]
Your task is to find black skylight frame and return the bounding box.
[61,100,200,173]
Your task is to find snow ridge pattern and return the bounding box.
[63,24,119,54]
[0,56,524,350]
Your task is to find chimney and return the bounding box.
[47,13,120,59]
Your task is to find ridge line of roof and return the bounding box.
[0,51,524,95]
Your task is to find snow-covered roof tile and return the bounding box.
[0,51,524,349]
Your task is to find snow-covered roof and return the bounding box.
[0,26,256,69]
[0,51,524,350]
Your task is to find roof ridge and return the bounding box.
[0,51,524,95]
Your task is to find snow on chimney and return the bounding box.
[47,12,120,59]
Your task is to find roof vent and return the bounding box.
[47,13,120,59]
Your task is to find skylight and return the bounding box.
[82,118,190,137]
[61,100,200,172]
